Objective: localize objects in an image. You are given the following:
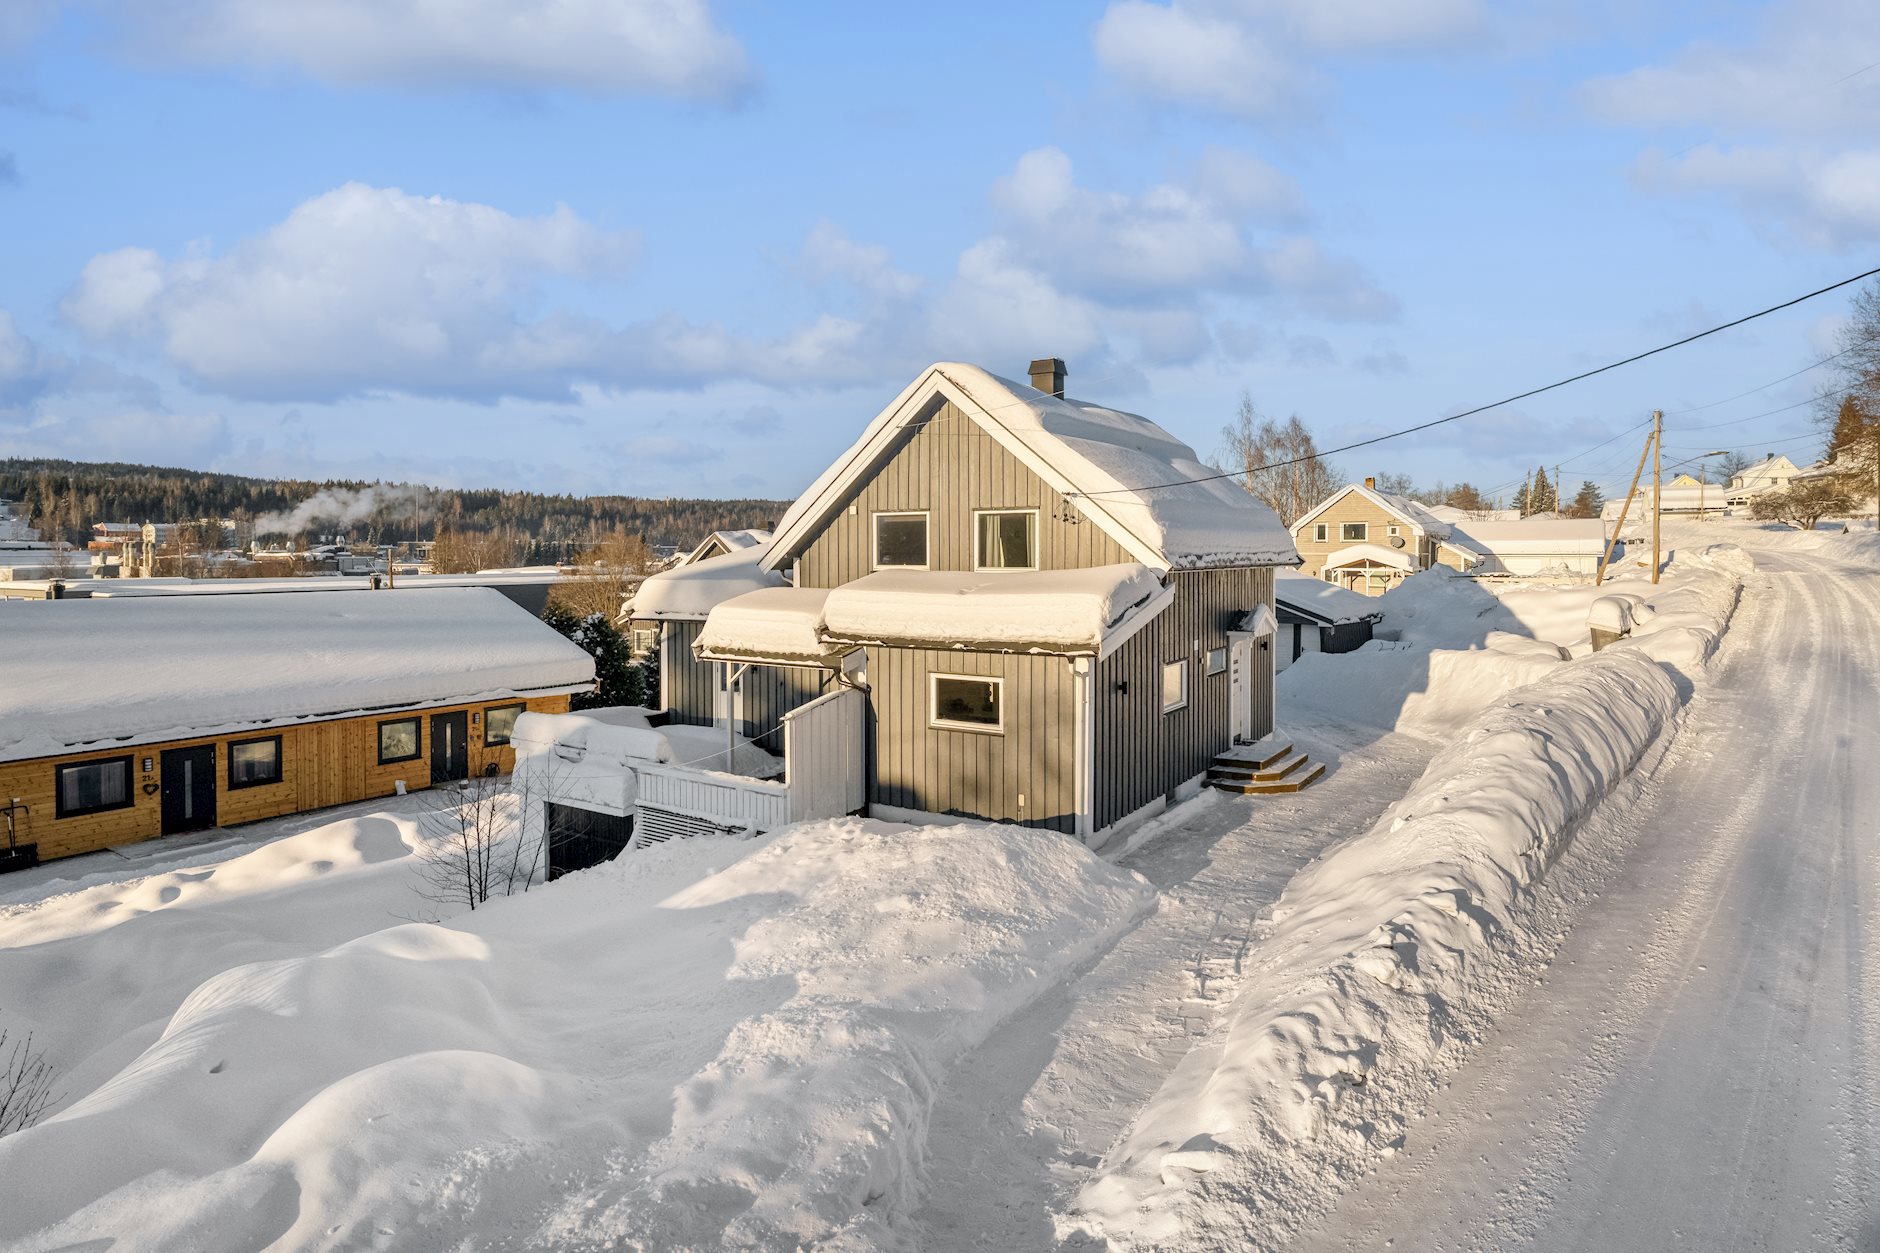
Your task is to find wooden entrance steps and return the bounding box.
[1207,740,1325,795]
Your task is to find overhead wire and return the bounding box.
[1065,263,1880,499]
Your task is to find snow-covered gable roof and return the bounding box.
[695,564,1173,660]
[764,364,1297,572]
[1274,569,1384,625]
[1320,543,1418,572]
[686,528,771,565]
[0,588,596,764]
[1293,483,1453,540]
[626,542,785,622]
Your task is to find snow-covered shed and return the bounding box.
[0,588,595,864]
[1274,569,1382,670]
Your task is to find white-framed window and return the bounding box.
[930,673,1003,733]
[1161,660,1188,713]
[1387,525,1401,537]
[874,511,929,569]
[973,509,1038,571]
[1341,522,1368,542]
[1206,647,1227,676]
[1312,523,1328,543]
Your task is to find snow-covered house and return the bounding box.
[1444,516,1613,577]
[1290,480,1481,594]
[1273,570,1381,671]
[682,528,771,565]
[1724,454,1805,507]
[582,360,1299,848]
[0,589,595,864]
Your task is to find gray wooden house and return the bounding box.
[640,359,1299,846]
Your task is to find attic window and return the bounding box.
[1387,525,1401,537]
[1341,522,1368,542]
[1313,524,1327,543]
[975,510,1038,571]
[874,512,928,569]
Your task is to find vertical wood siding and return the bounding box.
[661,621,714,726]
[867,647,1077,834]
[794,400,1131,588]
[660,620,831,748]
[1092,567,1274,830]
[0,693,575,863]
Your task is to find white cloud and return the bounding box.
[982,147,1392,317]
[796,222,922,300]
[1582,0,1880,245]
[96,0,753,101]
[1580,0,1880,136]
[0,407,233,465]
[1635,144,1880,247]
[64,183,642,400]
[1094,0,1484,116]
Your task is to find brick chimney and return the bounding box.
[1028,357,1066,397]
[1364,476,1376,489]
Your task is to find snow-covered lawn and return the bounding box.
[0,814,1151,1250]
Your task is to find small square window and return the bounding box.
[1161,660,1188,713]
[874,513,928,569]
[227,736,282,789]
[1313,523,1327,543]
[975,510,1037,570]
[378,717,421,764]
[1206,647,1227,676]
[931,674,1003,732]
[1387,525,1401,536]
[1341,522,1368,542]
[484,703,525,747]
[55,756,133,818]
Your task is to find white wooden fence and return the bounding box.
[783,686,867,824]
[634,763,789,832]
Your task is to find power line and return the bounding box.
[1665,330,1879,415]
[1069,263,1880,499]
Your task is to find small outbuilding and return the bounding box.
[1273,570,1383,671]
[0,588,595,864]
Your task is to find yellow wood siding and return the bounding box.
[793,400,1131,588]
[0,693,574,863]
[1290,490,1427,594]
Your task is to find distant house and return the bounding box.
[683,528,771,565]
[1290,480,1480,595]
[1446,516,1613,577]
[1725,454,1806,507]
[563,359,1302,851]
[0,588,594,865]
[1273,570,1381,671]
[1667,472,1703,488]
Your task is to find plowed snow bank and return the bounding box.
[1070,549,1745,1249]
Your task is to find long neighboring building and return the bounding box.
[0,588,594,864]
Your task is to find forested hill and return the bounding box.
[0,458,789,552]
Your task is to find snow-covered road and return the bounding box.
[1290,546,1880,1252]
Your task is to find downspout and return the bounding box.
[1072,656,1095,846]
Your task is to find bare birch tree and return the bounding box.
[1218,395,1344,525]
[412,774,544,912]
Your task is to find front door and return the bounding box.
[160,745,217,835]
[430,711,469,784]
[1228,632,1255,743]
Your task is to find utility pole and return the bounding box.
[1554,464,1560,517]
[1597,424,1656,586]
[1651,408,1664,585]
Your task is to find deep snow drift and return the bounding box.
[0,817,1152,1251]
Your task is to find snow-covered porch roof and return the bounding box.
[626,543,785,623]
[694,563,1175,662]
[1321,543,1417,572]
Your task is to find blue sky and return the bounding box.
[2,0,1875,506]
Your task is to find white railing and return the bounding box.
[634,762,789,831]
[783,687,867,824]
